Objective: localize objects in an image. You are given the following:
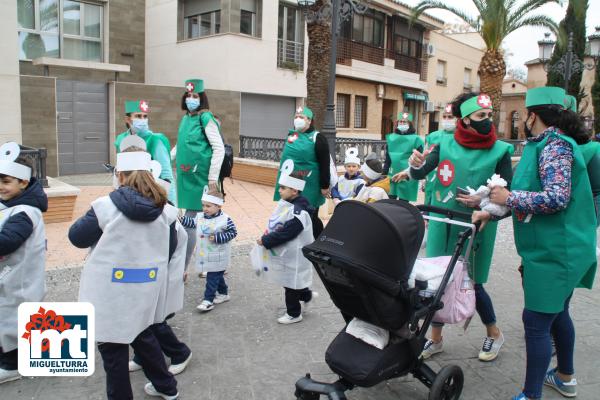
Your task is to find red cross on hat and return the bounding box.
[477,94,492,108]
[402,113,409,119]
[444,104,453,113]
[186,82,195,92]
[139,100,149,112]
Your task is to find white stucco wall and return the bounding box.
[145,0,307,97]
[0,1,23,142]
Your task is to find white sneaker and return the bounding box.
[199,272,207,278]
[0,368,20,384]
[302,291,319,311]
[421,338,444,359]
[479,332,505,362]
[197,300,214,312]
[144,383,179,399]
[128,360,142,372]
[277,313,303,324]
[213,294,230,304]
[168,352,192,376]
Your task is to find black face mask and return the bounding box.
[469,118,493,135]
[524,115,535,138]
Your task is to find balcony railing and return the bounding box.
[277,39,304,71]
[336,38,424,76]
[337,38,384,66]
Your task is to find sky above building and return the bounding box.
[403,0,600,72]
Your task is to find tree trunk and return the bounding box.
[306,0,331,130]
[478,49,506,126]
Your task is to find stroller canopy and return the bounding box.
[310,200,425,283]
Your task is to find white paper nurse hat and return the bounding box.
[344,147,361,165]
[116,136,151,172]
[361,153,382,180]
[202,186,224,206]
[0,142,32,181]
[278,159,305,191]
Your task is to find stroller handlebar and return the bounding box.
[415,205,472,221]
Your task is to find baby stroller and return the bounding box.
[294,199,478,400]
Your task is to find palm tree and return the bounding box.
[412,0,559,113]
[305,0,331,128]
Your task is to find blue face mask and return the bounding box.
[131,118,149,134]
[186,98,200,112]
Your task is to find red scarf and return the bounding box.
[453,120,497,149]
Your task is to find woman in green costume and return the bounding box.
[401,92,514,362]
[383,112,423,201]
[477,87,596,400]
[175,79,225,267]
[273,106,331,236]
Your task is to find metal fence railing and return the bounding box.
[19,145,48,188]
[239,135,524,165]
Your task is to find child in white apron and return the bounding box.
[256,165,317,324]
[70,146,182,400]
[0,143,47,385]
[331,147,364,204]
[180,190,237,312]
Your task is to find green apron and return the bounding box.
[115,130,171,157]
[512,132,596,313]
[274,130,324,208]
[426,135,514,284]
[175,112,215,210]
[424,130,452,205]
[386,133,424,201]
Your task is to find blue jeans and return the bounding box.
[432,283,496,327]
[204,271,228,302]
[522,295,575,399]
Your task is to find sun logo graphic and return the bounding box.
[18,302,95,376]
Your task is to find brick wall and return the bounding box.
[20,76,59,177]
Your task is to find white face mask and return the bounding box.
[294,117,306,131]
[441,119,456,132]
[397,124,409,132]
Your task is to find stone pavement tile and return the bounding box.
[4,218,600,399]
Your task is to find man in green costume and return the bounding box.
[115,100,175,203]
[479,86,596,400]
[384,112,423,201]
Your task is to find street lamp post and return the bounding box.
[539,29,600,92]
[297,0,368,158]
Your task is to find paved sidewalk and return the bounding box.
[5,217,600,399]
[47,176,278,269]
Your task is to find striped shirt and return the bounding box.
[180,210,237,244]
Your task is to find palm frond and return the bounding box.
[411,0,479,30]
[507,15,559,36]
[508,0,560,29]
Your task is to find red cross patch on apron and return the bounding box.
[437,159,455,187]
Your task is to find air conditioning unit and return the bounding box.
[425,101,435,112]
[426,43,435,57]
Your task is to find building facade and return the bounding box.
[498,79,528,139]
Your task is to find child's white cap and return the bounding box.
[344,147,361,165]
[0,142,32,181]
[278,159,306,191]
[361,154,382,180]
[202,192,224,206]
[117,136,152,172]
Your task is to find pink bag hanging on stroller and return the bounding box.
[426,256,476,324]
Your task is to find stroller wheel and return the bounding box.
[428,365,464,400]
